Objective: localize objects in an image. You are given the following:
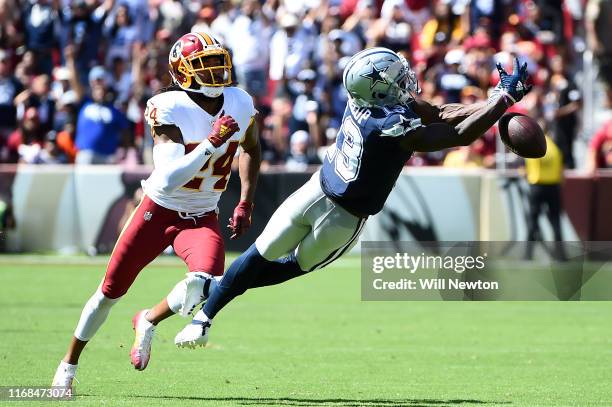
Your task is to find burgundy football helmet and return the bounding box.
[168,32,232,97]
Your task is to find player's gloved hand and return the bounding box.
[495,57,532,104]
[208,115,240,148]
[228,201,253,240]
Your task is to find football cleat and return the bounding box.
[52,361,78,391]
[130,310,156,370]
[174,310,211,349]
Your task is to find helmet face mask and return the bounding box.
[343,47,419,108]
[169,33,232,97]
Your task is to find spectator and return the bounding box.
[14,50,37,88]
[0,49,22,140]
[549,55,581,169]
[524,134,565,260]
[263,95,294,164]
[442,144,484,168]
[419,0,463,50]
[157,0,186,35]
[58,0,115,81]
[586,119,612,172]
[6,107,45,163]
[0,0,22,50]
[108,56,133,105]
[342,0,378,47]
[586,0,612,87]
[56,121,78,163]
[22,0,57,75]
[438,48,471,103]
[469,0,505,39]
[14,74,56,133]
[191,6,218,37]
[285,130,321,171]
[369,0,413,52]
[67,45,130,164]
[228,0,272,103]
[40,130,70,164]
[269,13,315,82]
[210,0,237,45]
[287,69,322,147]
[120,0,154,44]
[103,4,139,66]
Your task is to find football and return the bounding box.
[498,113,547,158]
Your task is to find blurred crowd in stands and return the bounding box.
[0,0,611,171]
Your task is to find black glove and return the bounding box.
[495,57,532,104]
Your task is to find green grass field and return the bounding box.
[1,254,611,406]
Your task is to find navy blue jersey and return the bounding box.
[320,102,422,215]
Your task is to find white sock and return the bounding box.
[73,288,120,341]
[192,308,211,324]
[59,361,77,370]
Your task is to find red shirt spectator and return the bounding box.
[587,120,612,171]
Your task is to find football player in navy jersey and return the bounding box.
[174,47,531,347]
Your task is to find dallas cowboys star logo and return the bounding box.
[360,62,388,89]
[381,115,422,137]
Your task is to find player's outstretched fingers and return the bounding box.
[512,57,520,75]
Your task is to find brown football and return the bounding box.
[498,113,547,158]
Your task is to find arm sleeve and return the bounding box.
[147,140,216,194]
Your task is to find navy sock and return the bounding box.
[249,253,308,288]
[203,244,308,319]
[204,243,266,319]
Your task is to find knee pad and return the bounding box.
[74,287,120,341]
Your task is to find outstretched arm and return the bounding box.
[401,95,511,152]
[402,57,531,152]
[410,98,488,126]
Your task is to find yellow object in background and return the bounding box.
[525,136,563,185]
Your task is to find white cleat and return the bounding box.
[179,272,212,317]
[130,309,156,370]
[52,361,77,391]
[175,310,211,349]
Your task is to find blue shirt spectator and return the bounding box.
[0,50,23,134]
[75,95,128,163]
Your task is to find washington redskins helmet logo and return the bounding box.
[168,32,232,96]
[169,41,183,63]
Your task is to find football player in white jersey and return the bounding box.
[52,32,261,388]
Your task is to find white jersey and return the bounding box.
[142,87,256,214]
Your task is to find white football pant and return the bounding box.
[255,171,367,271]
